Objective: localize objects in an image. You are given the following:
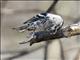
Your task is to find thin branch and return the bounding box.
[59,40,65,60]
[44,41,49,60]
[74,49,80,60]
[46,0,59,13]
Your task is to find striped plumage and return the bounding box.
[15,13,63,33]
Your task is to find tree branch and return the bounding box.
[62,22,80,37]
[46,0,59,13]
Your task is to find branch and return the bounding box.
[62,22,80,37]
[23,22,80,46]
[46,0,59,13]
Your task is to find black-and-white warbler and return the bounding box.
[15,12,64,46]
[14,12,63,33]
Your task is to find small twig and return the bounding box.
[74,49,80,60]
[44,41,50,60]
[46,0,59,13]
[59,40,65,60]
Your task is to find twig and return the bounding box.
[74,49,80,60]
[59,40,65,60]
[46,0,59,13]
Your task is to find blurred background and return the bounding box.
[1,0,80,60]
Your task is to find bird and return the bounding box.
[15,12,64,46]
[13,12,63,33]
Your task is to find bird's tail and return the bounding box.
[12,25,28,32]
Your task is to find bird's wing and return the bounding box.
[23,17,39,24]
